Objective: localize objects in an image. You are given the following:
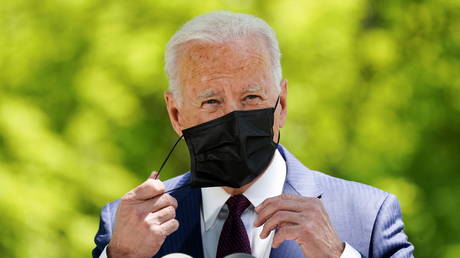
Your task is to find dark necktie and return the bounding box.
[216,194,252,258]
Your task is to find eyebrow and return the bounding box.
[197,89,216,99]
[197,85,263,99]
[243,85,263,93]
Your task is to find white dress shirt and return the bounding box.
[199,149,361,258]
[201,150,287,258]
[100,150,361,258]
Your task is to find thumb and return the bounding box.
[149,171,159,180]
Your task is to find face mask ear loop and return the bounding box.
[273,96,281,146]
[273,96,280,113]
[156,135,184,179]
[155,135,192,194]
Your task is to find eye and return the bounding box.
[202,99,220,106]
[244,95,262,101]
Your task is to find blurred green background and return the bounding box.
[1,0,459,257]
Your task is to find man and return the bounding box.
[93,11,414,258]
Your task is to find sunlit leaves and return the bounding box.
[0,0,459,257]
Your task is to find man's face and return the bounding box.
[165,35,287,140]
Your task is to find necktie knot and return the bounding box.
[226,194,251,217]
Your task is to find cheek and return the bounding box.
[180,111,223,129]
[273,109,281,127]
[179,113,201,129]
[274,106,286,128]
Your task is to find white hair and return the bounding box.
[165,11,282,102]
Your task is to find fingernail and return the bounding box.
[151,171,159,179]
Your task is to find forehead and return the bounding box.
[197,84,264,99]
[176,35,273,94]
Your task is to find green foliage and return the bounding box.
[1,0,459,257]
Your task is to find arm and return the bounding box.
[370,194,414,258]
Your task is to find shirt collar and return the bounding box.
[201,149,287,231]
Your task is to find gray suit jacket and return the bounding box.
[93,145,414,257]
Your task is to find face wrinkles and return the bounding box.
[165,35,287,195]
[176,36,276,129]
[243,84,264,94]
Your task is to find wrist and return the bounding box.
[107,243,153,258]
[333,242,345,258]
[106,243,131,258]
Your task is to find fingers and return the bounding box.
[259,210,300,239]
[158,219,179,237]
[149,171,159,180]
[145,205,176,225]
[253,194,342,256]
[272,225,297,248]
[254,198,302,227]
[256,194,305,214]
[109,172,178,257]
[129,177,166,201]
[141,193,178,214]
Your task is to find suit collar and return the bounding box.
[278,144,323,198]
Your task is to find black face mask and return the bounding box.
[183,98,280,188]
[156,97,280,191]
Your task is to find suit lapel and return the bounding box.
[269,145,323,258]
[278,145,323,198]
[154,173,204,258]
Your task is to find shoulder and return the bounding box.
[312,169,392,227]
[281,144,413,255]
[313,170,389,210]
[164,172,191,191]
[279,144,389,210]
[310,170,406,255]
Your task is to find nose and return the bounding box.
[223,99,242,115]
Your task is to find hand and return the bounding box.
[254,194,344,258]
[107,172,179,258]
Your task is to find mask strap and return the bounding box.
[156,134,183,178]
[273,96,280,113]
[155,135,192,194]
[274,96,281,145]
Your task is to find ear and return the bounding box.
[277,79,288,128]
[164,92,184,136]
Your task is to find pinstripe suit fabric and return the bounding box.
[93,145,414,258]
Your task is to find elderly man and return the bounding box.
[93,11,414,258]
